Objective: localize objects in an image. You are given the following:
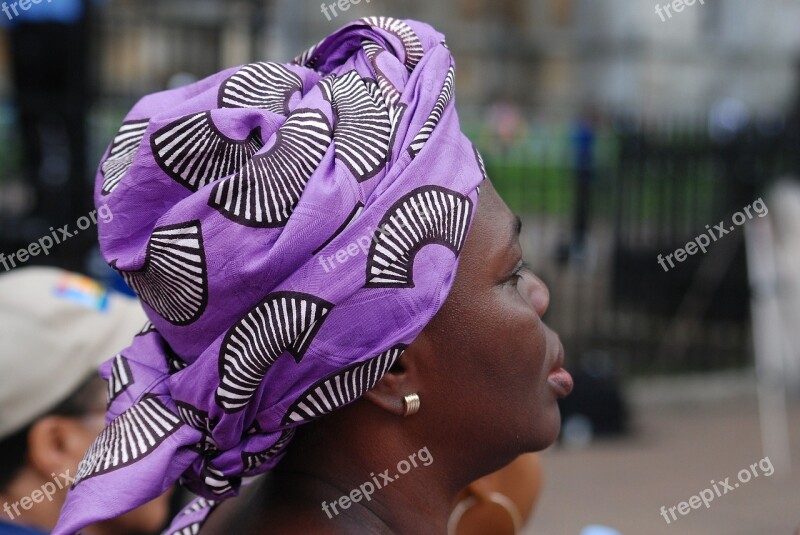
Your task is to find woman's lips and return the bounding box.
[546,339,572,397]
[547,368,574,398]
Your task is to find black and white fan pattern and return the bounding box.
[107,354,133,404]
[283,345,406,425]
[293,17,423,74]
[366,186,473,288]
[151,112,263,192]
[360,17,423,71]
[321,71,392,181]
[101,119,149,195]
[73,395,182,486]
[408,66,455,158]
[166,497,218,535]
[216,292,333,412]
[208,109,332,227]
[473,144,487,195]
[292,37,327,69]
[175,401,220,455]
[361,40,400,108]
[219,62,302,114]
[241,428,296,472]
[357,17,422,129]
[115,221,208,326]
[202,464,240,496]
[360,41,407,145]
[135,321,156,337]
[164,342,190,374]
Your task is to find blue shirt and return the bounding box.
[0,519,48,535]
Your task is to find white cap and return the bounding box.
[0,267,147,439]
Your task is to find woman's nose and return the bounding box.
[523,271,550,317]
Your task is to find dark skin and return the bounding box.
[230,180,566,535]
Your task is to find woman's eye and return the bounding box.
[509,261,531,284]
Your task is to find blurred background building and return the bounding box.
[2,0,795,371]
[1,1,799,533]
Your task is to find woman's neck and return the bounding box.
[254,422,471,534]
[260,459,457,534]
[243,401,512,534]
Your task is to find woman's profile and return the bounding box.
[53,16,572,535]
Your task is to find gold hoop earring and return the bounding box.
[447,492,523,535]
[402,393,420,416]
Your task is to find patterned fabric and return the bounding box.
[54,17,484,535]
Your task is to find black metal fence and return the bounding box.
[477,116,795,375]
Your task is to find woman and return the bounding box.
[54,17,572,535]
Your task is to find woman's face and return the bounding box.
[418,179,571,456]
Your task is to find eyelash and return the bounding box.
[509,261,532,283]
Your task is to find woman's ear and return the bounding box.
[362,333,430,417]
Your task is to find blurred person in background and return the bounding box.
[567,106,599,262]
[486,98,527,155]
[0,267,171,535]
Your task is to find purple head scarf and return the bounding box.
[54,17,485,534]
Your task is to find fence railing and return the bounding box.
[476,116,795,375]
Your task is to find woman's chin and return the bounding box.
[525,408,562,451]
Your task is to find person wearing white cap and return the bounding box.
[0,268,171,535]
